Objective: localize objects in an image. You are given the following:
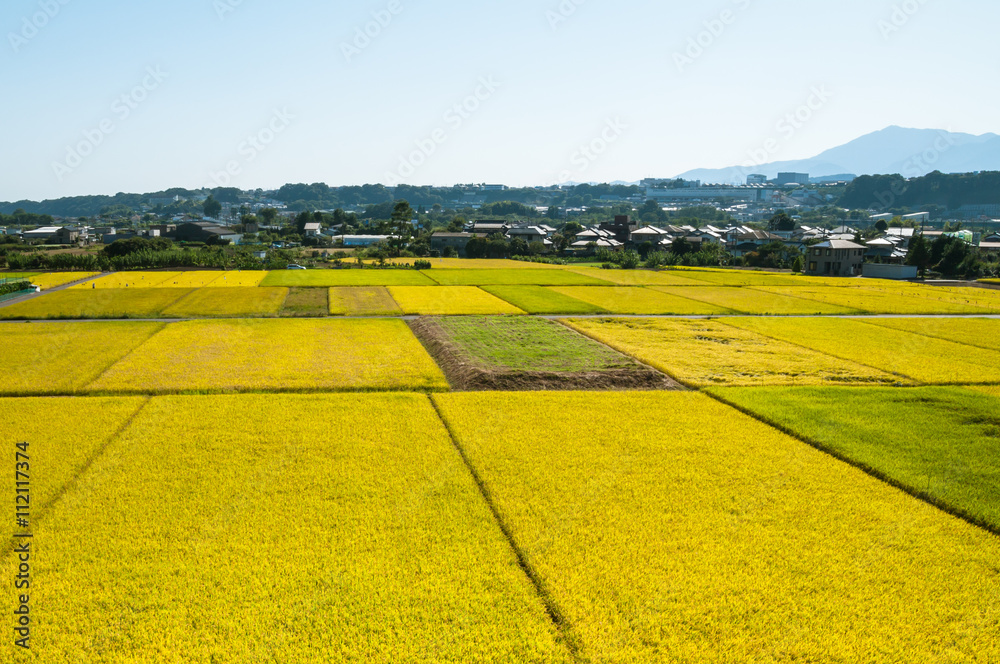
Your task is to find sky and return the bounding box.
[1,0,998,201]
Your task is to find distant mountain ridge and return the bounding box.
[675,126,1000,184]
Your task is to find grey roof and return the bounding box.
[814,239,866,250]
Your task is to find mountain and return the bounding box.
[675,127,1000,184]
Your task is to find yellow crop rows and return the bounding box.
[27,272,102,290]
[433,391,1000,663]
[564,266,708,286]
[726,317,1000,384]
[550,286,732,315]
[2,394,572,663]
[564,317,902,386]
[87,318,449,393]
[861,316,1000,350]
[651,286,859,314]
[0,396,147,545]
[202,270,269,287]
[755,285,992,314]
[0,322,165,395]
[161,287,288,318]
[0,288,192,319]
[69,271,185,289]
[387,286,525,315]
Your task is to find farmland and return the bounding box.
[710,386,1000,532]
[409,316,673,390]
[0,396,147,545]
[424,268,609,286]
[26,272,102,290]
[727,317,1000,384]
[4,262,1000,661]
[564,317,902,386]
[650,285,860,315]
[0,288,192,319]
[328,286,403,316]
[0,321,164,395]
[160,287,289,318]
[261,269,436,287]
[549,286,733,314]
[433,391,1000,662]
[387,286,525,315]
[86,318,449,394]
[3,394,572,662]
[755,285,993,314]
[480,285,607,314]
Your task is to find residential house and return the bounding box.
[430,232,480,257]
[805,239,866,277]
[303,222,322,238]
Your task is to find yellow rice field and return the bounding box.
[328,287,403,316]
[201,270,269,287]
[0,289,192,319]
[0,322,165,395]
[564,267,708,286]
[755,285,992,314]
[0,396,147,546]
[2,394,572,663]
[650,286,860,315]
[27,272,102,290]
[726,317,1000,384]
[860,317,1000,350]
[69,271,185,289]
[87,318,449,393]
[160,287,288,318]
[564,317,902,386]
[387,286,525,315]
[433,391,1000,663]
[549,286,732,315]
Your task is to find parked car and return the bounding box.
[286,264,307,270]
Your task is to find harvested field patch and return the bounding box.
[410,316,677,391]
[280,287,329,317]
[328,286,403,316]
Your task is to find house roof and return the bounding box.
[814,239,866,250]
[303,222,321,231]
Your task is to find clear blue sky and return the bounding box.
[2,0,997,200]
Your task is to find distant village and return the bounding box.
[3,172,999,279]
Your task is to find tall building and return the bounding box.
[775,173,810,186]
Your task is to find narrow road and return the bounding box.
[0,273,107,308]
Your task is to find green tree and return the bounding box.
[874,219,889,232]
[203,195,222,219]
[767,211,796,232]
[906,236,933,277]
[259,208,278,226]
[389,200,415,256]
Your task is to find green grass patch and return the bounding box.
[422,268,610,286]
[261,269,436,287]
[480,285,607,314]
[708,386,1000,533]
[422,316,636,372]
